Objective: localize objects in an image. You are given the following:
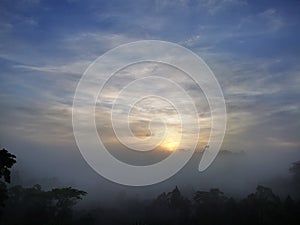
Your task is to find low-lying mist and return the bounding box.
[8,138,300,206]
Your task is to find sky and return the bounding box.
[0,0,300,194]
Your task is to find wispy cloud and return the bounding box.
[0,0,300,158]
[201,0,248,15]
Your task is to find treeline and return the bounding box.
[1,148,300,225]
[3,184,300,225]
[0,148,88,225]
[0,185,87,225]
[144,185,299,225]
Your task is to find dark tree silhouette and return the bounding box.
[193,188,227,225]
[1,185,87,225]
[0,148,16,184]
[1,183,298,225]
[240,185,283,225]
[0,182,7,208]
[290,161,300,191]
[50,187,87,224]
[146,186,190,225]
[290,161,300,177]
[0,148,16,208]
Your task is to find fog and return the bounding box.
[6,134,299,205]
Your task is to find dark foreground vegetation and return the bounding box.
[1,148,300,225]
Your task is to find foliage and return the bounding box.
[0,148,16,184]
[76,185,300,225]
[147,186,190,225]
[1,185,87,225]
[0,148,16,208]
[1,183,300,225]
[290,161,300,189]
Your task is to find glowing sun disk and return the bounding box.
[161,137,180,151]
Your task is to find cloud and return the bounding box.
[191,48,300,153]
[63,32,139,54]
[259,8,283,31]
[201,0,248,15]
[0,0,299,168]
[266,137,300,149]
[236,8,284,34]
[0,95,74,146]
[13,60,91,75]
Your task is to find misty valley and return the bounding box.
[1,148,300,225]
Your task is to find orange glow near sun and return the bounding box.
[162,140,179,151]
[160,130,181,151]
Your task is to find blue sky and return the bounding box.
[1,0,300,186]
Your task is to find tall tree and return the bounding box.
[0,148,16,184]
[0,148,16,208]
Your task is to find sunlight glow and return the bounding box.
[160,130,181,151]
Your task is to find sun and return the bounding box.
[160,135,181,152]
[162,141,179,151]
